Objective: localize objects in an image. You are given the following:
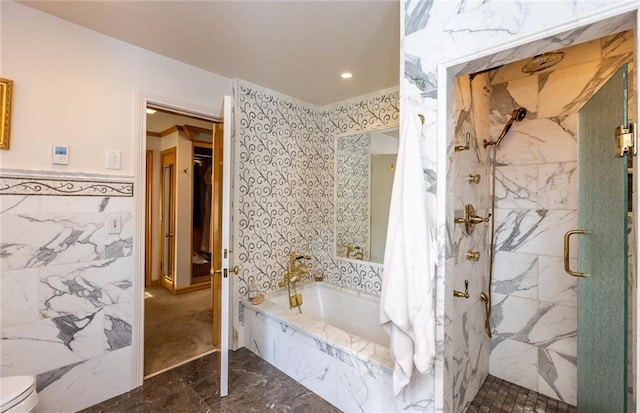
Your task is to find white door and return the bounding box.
[217,95,232,397]
[210,96,232,397]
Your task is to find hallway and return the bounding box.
[144,286,214,376]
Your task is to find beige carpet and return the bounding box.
[144,285,215,376]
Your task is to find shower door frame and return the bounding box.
[437,7,639,411]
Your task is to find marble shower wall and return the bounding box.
[235,81,398,300]
[487,33,633,406]
[443,73,492,412]
[0,171,135,412]
[402,1,637,411]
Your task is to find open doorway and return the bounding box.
[143,106,221,377]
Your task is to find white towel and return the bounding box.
[380,109,438,396]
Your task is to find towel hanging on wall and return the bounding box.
[380,109,438,396]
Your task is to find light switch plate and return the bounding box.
[105,149,121,170]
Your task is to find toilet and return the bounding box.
[0,376,38,413]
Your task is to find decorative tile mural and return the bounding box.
[0,170,134,412]
[235,81,398,300]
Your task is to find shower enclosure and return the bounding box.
[445,32,636,411]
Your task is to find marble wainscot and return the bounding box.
[0,169,135,412]
[241,281,395,412]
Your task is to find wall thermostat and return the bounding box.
[52,144,69,165]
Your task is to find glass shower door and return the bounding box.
[575,64,629,411]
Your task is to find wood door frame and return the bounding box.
[133,91,226,387]
[145,150,153,287]
[160,147,177,293]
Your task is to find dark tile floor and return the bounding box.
[467,375,577,413]
[82,348,577,413]
[80,348,339,413]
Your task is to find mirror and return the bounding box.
[336,127,398,264]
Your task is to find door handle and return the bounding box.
[563,229,590,277]
[164,232,173,238]
[212,266,240,276]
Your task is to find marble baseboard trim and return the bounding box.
[0,169,133,197]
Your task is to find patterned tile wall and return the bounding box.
[0,170,134,412]
[235,82,398,299]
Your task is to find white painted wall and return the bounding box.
[0,1,232,174]
[0,3,232,409]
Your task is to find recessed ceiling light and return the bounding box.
[146,108,157,114]
[341,72,353,79]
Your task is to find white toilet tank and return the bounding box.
[0,376,38,413]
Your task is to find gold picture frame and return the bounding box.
[1,78,13,150]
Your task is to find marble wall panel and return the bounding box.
[403,0,637,410]
[0,171,135,412]
[36,346,134,413]
[443,72,491,411]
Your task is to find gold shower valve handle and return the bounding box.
[453,279,470,298]
[466,174,481,184]
[455,132,472,152]
[454,204,490,234]
[466,251,480,261]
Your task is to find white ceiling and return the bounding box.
[146,109,215,135]
[20,0,400,106]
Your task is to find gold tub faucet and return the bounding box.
[277,253,311,312]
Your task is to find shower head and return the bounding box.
[494,107,527,147]
[513,107,527,122]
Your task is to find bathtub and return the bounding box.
[241,282,395,412]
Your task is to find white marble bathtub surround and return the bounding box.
[242,287,395,412]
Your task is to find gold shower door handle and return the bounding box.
[563,229,590,277]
